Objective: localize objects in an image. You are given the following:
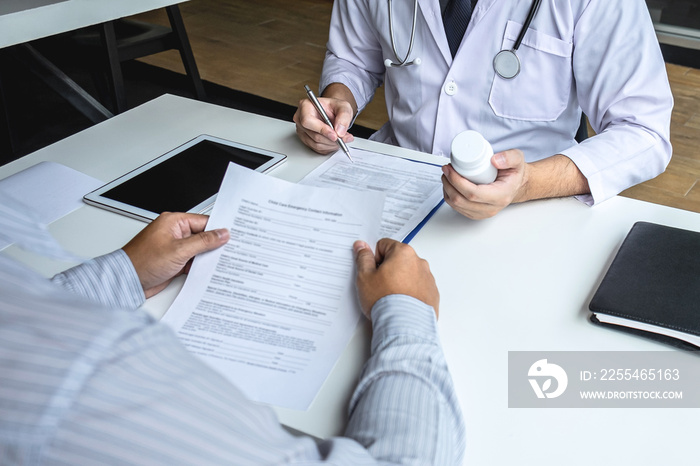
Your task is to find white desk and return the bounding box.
[0,0,187,48]
[2,95,699,465]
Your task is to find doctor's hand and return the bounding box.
[294,83,357,155]
[354,239,439,320]
[122,212,229,298]
[442,149,528,220]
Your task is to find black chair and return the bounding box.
[70,5,205,113]
[0,43,114,162]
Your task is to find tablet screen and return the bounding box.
[101,140,273,214]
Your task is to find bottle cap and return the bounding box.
[450,130,493,172]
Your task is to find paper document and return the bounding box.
[0,191,84,262]
[299,148,444,241]
[0,162,102,251]
[162,163,384,410]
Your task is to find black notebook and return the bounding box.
[589,221,700,351]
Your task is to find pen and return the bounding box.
[304,85,353,162]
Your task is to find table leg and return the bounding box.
[10,43,113,124]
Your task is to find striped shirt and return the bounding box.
[0,250,465,465]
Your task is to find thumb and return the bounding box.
[492,150,524,170]
[334,103,355,138]
[353,240,377,275]
[177,228,230,260]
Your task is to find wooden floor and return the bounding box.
[134,0,700,214]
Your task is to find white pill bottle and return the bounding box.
[449,130,497,184]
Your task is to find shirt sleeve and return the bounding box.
[561,1,673,205]
[51,249,145,310]
[340,294,466,464]
[320,0,385,114]
[3,276,464,465]
[0,289,463,465]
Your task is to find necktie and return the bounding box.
[443,0,473,58]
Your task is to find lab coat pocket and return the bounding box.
[489,21,573,121]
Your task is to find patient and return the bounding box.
[0,211,465,465]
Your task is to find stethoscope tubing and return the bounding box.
[512,0,542,51]
[386,0,541,73]
[388,0,419,66]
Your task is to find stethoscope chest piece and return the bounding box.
[493,49,520,79]
[492,0,541,79]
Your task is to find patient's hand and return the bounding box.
[123,212,229,298]
[353,238,439,319]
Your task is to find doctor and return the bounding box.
[294,0,673,219]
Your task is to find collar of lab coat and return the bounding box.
[417,0,498,66]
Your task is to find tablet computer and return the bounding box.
[83,134,286,222]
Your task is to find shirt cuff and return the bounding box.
[369,295,440,353]
[51,249,145,310]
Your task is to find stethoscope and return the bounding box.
[385,0,422,67]
[385,0,542,80]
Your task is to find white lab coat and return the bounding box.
[320,0,673,205]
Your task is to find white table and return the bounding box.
[0,0,187,49]
[2,95,699,465]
